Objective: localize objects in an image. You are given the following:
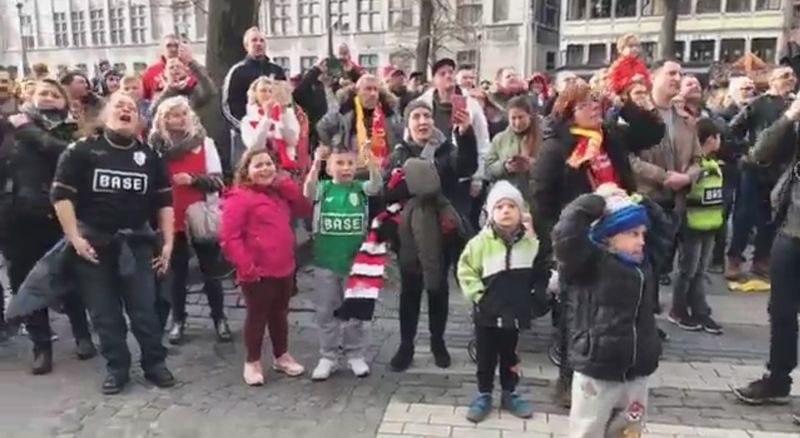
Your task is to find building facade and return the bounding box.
[559,0,785,75]
[0,0,559,80]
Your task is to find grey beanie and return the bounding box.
[403,99,433,121]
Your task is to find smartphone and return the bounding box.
[451,95,467,124]
[327,57,343,78]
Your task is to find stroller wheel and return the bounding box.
[548,342,562,367]
[467,339,478,364]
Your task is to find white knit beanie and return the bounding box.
[486,181,525,214]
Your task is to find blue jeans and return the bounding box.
[672,231,714,317]
[728,166,775,262]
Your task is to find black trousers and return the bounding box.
[5,218,90,349]
[476,325,519,393]
[766,233,800,387]
[75,240,167,378]
[170,232,225,322]
[399,270,449,345]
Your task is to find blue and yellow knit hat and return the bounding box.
[589,184,649,243]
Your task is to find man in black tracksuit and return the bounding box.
[221,27,287,170]
[51,92,176,394]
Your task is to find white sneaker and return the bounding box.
[348,357,370,378]
[311,358,338,381]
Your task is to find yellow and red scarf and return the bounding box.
[354,96,387,167]
[250,104,297,170]
[568,127,621,189]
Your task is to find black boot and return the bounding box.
[214,317,232,342]
[145,364,177,388]
[75,337,98,360]
[102,374,130,395]
[168,320,185,345]
[431,339,451,369]
[390,343,414,372]
[31,346,53,375]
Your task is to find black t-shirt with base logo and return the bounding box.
[51,131,172,232]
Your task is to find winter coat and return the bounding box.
[222,56,288,130]
[292,65,360,136]
[484,127,539,203]
[415,88,491,182]
[220,177,312,283]
[553,194,671,382]
[730,93,793,186]
[457,226,539,329]
[142,56,195,101]
[630,104,702,208]
[149,61,216,115]
[316,88,403,153]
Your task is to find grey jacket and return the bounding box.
[316,89,403,153]
[752,115,800,238]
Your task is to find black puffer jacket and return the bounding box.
[553,193,671,382]
[730,94,793,186]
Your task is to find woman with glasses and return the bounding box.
[530,81,665,408]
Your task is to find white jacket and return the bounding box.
[240,104,300,158]
[415,88,491,181]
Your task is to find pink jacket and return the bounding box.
[220,176,311,283]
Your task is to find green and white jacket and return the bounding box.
[457,226,539,329]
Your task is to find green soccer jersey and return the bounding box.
[312,180,369,274]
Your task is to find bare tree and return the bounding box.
[415,0,434,75]
[414,0,482,77]
[658,0,678,60]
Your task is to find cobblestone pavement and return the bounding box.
[0,264,799,438]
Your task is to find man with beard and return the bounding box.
[385,66,415,115]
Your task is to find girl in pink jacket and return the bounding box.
[220,148,311,386]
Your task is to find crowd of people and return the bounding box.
[1,26,800,436]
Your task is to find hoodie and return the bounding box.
[221,56,288,129]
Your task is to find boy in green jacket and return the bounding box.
[457,181,539,423]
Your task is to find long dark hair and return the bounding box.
[507,95,541,158]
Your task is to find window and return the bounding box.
[456,50,477,66]
[273,56,291,76]
[300,56,318,74]
[725,0,750,12]
[113,63,127,74]
[456,0,483,25]
[752,38,777,63]
[173,3,191,38]
[566,44,584,65]
[271,0,291,36]
[540,0,559,27]
[20,15,35,49]
[71,10,87,47]
[720,39,745,62]
[298,0,321,34]
[690,40,715,62]
[90,9,106,45]
[75,63,88,74]
[389,52,414,72]
[587,43,606,64]
[357,0,381,32]
[678,0,692,14]
[641,42,657,63]
[546,52,556,70]
[589,0,611,18]
[674,41,686,61]
[493,0,509,21]
[641,0,664,15]
[567,0,586,20]
[129,5,146,44]
[109,7,125,45]
[54,12,69,47]
[756,0,780,9]
[133,62,147,73]
[359,54,379,74]
[615,0,636,17]
[331,0,350,32]
[696,0,721,12]
[389,0,413,29]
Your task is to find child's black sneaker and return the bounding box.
[466,393,493,423]
[732,374,791,405]
[501,391,533,419]
[699,316,723,335]
[667,311,702,331]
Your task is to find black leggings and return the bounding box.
[170,232,225,322]
[399,270,449,345]
[476,326,519,393]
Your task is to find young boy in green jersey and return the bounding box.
[303,145,382,380]
[668,118,724,335]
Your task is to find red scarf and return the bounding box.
[295,106,311,176]
[249,105,298,170]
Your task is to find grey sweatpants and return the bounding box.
[569,372,649,438]
[313,267,366,360]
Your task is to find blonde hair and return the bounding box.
[616,33,639,53]
[243,27,262,45]
[150,95,204,140]
[247,76,275,105]
[121,74,141,86]
[726,76,754,107]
